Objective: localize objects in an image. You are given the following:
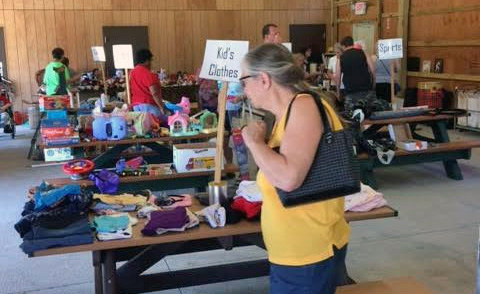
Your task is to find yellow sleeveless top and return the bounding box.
[257,94,350,266]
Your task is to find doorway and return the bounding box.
[289,24,327,65]
[103,26,149,76]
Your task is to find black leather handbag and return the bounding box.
[276,91,361,207]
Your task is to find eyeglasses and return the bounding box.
[239,75,253,87]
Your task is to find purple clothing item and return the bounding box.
[141,207,188,236]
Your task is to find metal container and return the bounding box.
[208,181,228,205]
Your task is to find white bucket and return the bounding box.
[28,106,40,129]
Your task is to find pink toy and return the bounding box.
[168,111,190,135]
[177,97,191,115]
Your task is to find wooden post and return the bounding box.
[398,0,411,96]
[125,68,131,105]
[214,81,228,183]
[390,62,396,101]
[100,63,107,95]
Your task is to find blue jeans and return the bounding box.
[133,103,168,123]
[269,245,348,294]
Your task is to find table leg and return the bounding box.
[102,250,117,294]
[93,251,103,294]
[431,121,463,180]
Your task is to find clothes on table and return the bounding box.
[154,209,199,235]
[141,207,189,236]
[137,205,159,218]
[33,182,82,212]
[15,192,92,238]
[235,181,262,202]
[195,203,226,228]
[93,193,147,206]
[20,233,93,256]
[94,213,138,241]
[23,217,91,241]
[91,202,137,213]
[149,193,193,209]
[344,184,387,212]
[230,197,262,220]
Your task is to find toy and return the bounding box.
[115,157,148,177]
[63,159,95,180]
[147,163,173,176]
[92,116,127,140]
[190,110,218,134]
[167,97,198,136]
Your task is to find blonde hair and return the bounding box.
[243,43,309,93]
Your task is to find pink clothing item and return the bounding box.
[344,184,387,212]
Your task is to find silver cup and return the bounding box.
[208,181,228,205]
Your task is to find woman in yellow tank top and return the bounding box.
[240,43,350,294]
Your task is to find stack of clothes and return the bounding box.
[91,191,149,214]
[344,183,387,212]
[92,213,137,241]
[231,181,263,220]
[15,182,93,256]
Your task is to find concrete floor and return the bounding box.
[1,125,479,294]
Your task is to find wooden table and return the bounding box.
[359,114,480,188]
[31,201,398,294]
[39,132,219,168]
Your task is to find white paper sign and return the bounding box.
[112,44,134,69]
[199,40,249,82]
[378,38,403,60]
[282,42,292,52]
[91,46,106,62]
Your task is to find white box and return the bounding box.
[173,143,223,173]
[43,147,73,162]
[397,140,428,151]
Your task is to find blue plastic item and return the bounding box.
[92,116,108,140]
[108,116,127,140]
[164,102,183,112]
[46,110,67,120]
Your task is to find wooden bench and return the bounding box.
[336,277,436,294]
[358,114,480,188]
[45,164,239,192]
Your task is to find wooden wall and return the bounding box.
[333,0,480,93]
[0,0,331,111]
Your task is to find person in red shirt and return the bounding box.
[0,93,12,127]
[129,49,166,121]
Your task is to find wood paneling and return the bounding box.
[1,0,331,110]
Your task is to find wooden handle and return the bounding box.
[100,63,107,95]
[214,81,228,183]
[390,62,395,100]
[125,68,131,105]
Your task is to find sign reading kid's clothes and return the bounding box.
[377,38,403,60]
[199,40,249,82]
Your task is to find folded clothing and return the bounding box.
[137,205,159,218]
[93,214,130,233]
[149,194,193,209]
[154,209,199,235]
[195,203,226,228]
[23,217,91,240]
[235,181,262,202]
[141,207,189,236]
[344,183,387,212]
[96,214,137,241]
[93,193,147,206]
[15,192,92,238]
[34,183,82,212]
[20,233,93,256]
[91,202,137,213]
[230,197,262,220]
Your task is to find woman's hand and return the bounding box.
[242,121,266,147]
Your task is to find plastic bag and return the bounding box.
[89,169,119,194]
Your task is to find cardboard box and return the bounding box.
[41,126,74,139]
[43,147,73,162]
[39,95,70,111]
[173,143,223,173]
[44,134,80,146]
[397,140,428,151]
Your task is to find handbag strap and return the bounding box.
[284,91,333,135]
